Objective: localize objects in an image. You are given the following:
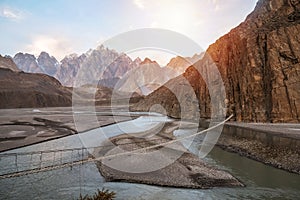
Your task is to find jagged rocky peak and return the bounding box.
[133,57,142,64]
[104,53,137,76]
[13,52,42,73]
[11,45,182,90]
[14,52,36,63]
[166,56,192,73]
[13,51,59,76]
[92,44,119,58]
[132,0,300,123]
[96,44,106,51]
[115,56,180,96]
[55,53,87,87]
[140,57,159,65]
[37,51,59,76]
[63,53,79,60]
[166,54,204,74]
[0,54,20,72]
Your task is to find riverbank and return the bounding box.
[95,121,244,189]
[217,123,300,174]
[1,115,300,199]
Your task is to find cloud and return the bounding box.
[0,7,25,21]
[133,0,145,9]
[24,35,75,60]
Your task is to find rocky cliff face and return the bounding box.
[0,57,72,108]
[133,0,300,123]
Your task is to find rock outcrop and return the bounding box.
[132,0,300,123]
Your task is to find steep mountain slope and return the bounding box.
[115,58,178,95]
[37,51,60,76]
[0,57,72,109]
[77,47,141,88]
[14,51,65,77]
[166,53,204,74]
[0,55,20,72]
[55,53,87,87]
[132,0,300,123]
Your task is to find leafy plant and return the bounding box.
[78,188,116,200]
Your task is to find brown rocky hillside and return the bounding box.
[0,55,72,108]
[132,0,300,123]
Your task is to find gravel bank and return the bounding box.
[217,123,300,174]
[95,122,244,189]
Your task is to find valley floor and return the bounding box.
[0,106,135,152]
[0,106,299,175]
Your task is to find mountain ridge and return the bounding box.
[0,65,72,109]
[132,0,300,123]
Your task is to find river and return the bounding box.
[0,113,299,200]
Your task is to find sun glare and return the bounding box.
[151,2,198,33]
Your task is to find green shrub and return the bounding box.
[78,188,116,200]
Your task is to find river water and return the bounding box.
[0,114,299,200]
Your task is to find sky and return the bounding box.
[0,0,258,65]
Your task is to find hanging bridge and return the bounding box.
[0,115,232,180]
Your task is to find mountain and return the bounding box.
[88,49,142,88]
[70,45,124,87]
[14,51,62,77]
[0,54,20,72]
[132,0,300,123]
[102,53,141,80]
[114,58,179,95]
[13,53,40,73]
[1,54,142,108]
[37,51,59,76]
[55,53,87,86]
[166,53,204,74]
[12,46,187,96]
[0,56,72,109]
[13,45,142,88]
